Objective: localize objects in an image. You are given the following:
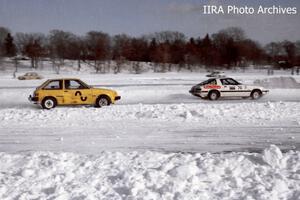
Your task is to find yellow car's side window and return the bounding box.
[65,80,88,90]
[44,80,63,90]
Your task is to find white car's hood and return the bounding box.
[246,85,268,91]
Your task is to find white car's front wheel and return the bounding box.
[251,90,262,100]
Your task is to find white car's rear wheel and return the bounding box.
[208,91,220,101]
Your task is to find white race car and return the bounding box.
[189,77,269,100]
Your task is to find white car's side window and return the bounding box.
[221,79,230,85]
[210,80,217,85]
[221,78,239,85]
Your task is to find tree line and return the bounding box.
[0,26,299,73]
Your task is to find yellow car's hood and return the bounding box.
[91,87,118,95]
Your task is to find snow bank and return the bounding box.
[254,77,300,89]
[1,145,300,200]
[1,102,299,127]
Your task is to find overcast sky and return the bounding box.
[0,0,299,44]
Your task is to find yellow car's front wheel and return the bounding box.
[95,95,111,107]
[42,97,57,109]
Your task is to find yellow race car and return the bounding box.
[28,78,121,109]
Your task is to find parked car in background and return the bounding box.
[189,77,269,100]
[29,78,121,109]
[206,71,226,78]
[18,72,43,80]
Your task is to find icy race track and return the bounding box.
[0,72,300,199]
[0,72,299,153]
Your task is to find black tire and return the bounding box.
[251,90,262,100]
[41,97,57,109]
[95,95,111,107]
[208,90,220,101]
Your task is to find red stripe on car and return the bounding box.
[204,85,221,89]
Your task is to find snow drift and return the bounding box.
[0,145,300,200]
[1,102,299,127]
[254,77,300,89]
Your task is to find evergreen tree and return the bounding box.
[4,33,16,57]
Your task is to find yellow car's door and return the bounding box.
[63,79,93,105]
[41,80,64,104]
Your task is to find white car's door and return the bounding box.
[235,84,251,97]
[220,78,236,97]
[220,78,248,97]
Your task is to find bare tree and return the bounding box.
[112,34,131,61]
[239,39,263,66]
[212,27,249,67]
[282,41,296,67]
[48,30,85,72]
[48,30,76,73]
[15,32,46,69]
[146,31,186,44]
[265,42,282,64]
[184,37,200,71]
[296,41,300,55]
[0,27,10,55]
[296,41,300,66]
[3,33,17,77]
[218,27,246,42]
[0,27,10,68]
[154,42,172,72]
[131,61,142,74]
[129,37,149,61]
[85,31,111,73]
[70,36,85,71]
[114,56,126,74]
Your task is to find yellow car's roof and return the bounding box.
[46,78,82,81]
[48,78,81,80]
[39,78,90,89]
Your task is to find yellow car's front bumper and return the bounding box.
[28,95,39,103]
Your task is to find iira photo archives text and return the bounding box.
[203,5,297,15]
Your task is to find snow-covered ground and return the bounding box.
[0,63,300,199]
[1,145,300,200]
